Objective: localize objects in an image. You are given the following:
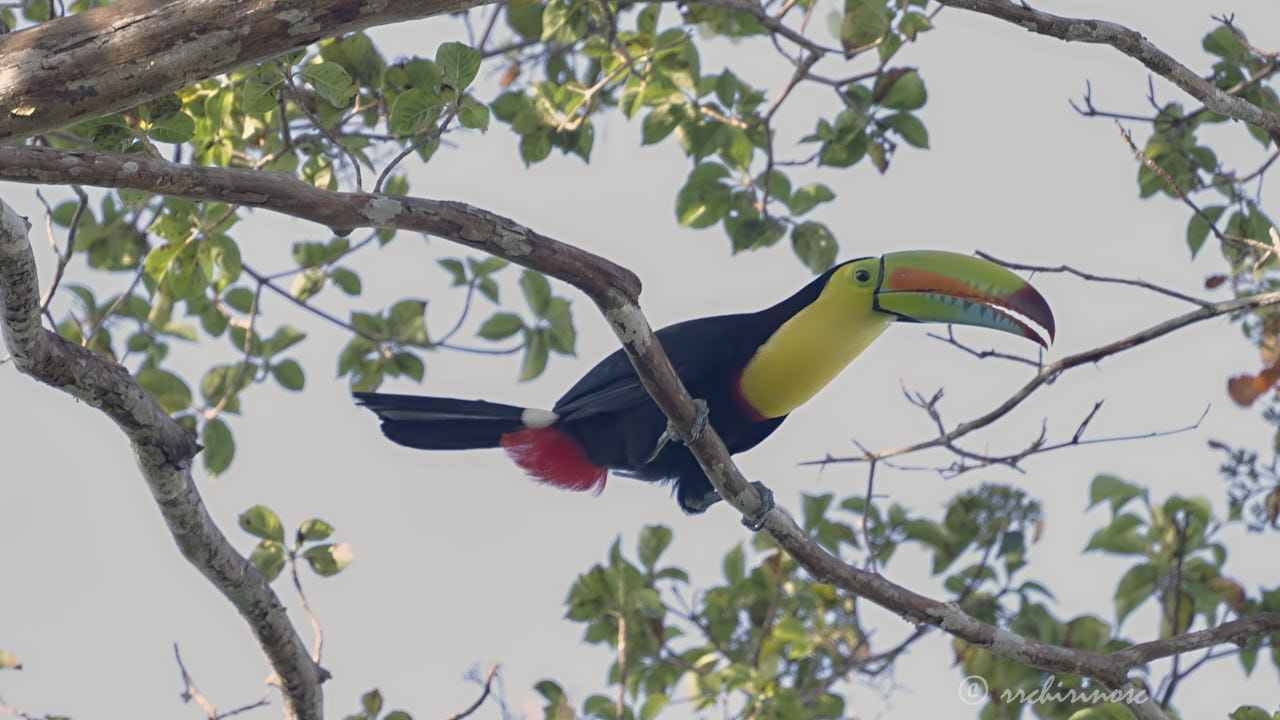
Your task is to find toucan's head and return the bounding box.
[835,250,1055,347]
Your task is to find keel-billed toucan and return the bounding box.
[355,251,1054,519]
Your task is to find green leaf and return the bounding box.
[239,505,285,543]
[638,524,673,571]
[1085,512,1148,555]
[640,694,669,720]
[389,89,444,135]
[301,62,356,107]
[271,359,306,391]
[479,312,525,340]
[520,131,553,165]
[1114,562,1159,626]
[507,0,544,38]
[330,267,362,295]
[303,542,354,576]
[201,363,250,404]
[841,0,891,52]
[457,94,491,130]
[520,270,552,316]
[791,222,838,273]
[876,68,927,110]
[224,287,256,314]
[520,329,549,381]
[136,367,192,413]
[675,163,731,228]
[642,103,686,145]
[362,689,384,717]
[801,493,834,532]
[249,540,286,582]
[1088,474,1146,514]
[202,418,235,475]
[263,325,306,356]
[389,300,428,344]
[787,183,835,215]
[722,543,745,583]
[391,351,425,382]
[899,11,933,41]
[436,42,482,94]
[1186,206,1226,258]
[544,297,576,355]
[438,258,467,286]
[297,518,335,544]
[147,112,196,144]
[881,111,929,148]
[542,0,587,44]
[242,63,285,115]
[1203,26,1250,61]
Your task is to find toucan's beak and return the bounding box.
[873,250,1056,347]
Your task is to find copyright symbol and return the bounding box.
[959,675,988,705]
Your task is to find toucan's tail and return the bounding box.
[353,392,546,450]
[354,391,607,493]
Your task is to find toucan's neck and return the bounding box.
[737,264,892,419]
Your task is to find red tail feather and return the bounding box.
[500,426,607,494]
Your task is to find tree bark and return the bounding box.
[0,0,490,142]
[0,198,326,720]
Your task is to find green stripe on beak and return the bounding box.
[873,250,1056,347]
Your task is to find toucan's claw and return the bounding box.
[681,398,710,444]
[648,398,710,463]
[741,481,774,531]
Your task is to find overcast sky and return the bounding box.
[2,1,1278,719]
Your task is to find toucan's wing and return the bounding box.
[553,313,758,421]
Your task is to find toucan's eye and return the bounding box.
[855,269,872,283]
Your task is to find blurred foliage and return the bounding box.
[539,481,1279,719]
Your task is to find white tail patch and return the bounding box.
[520,408,559,428]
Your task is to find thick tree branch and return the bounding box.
[936,0,1280,143]
[0,0,492,141]
[0,145,639,301]
[0,199,325,719]
[6,144,1277,718]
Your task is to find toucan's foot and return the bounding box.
[741,481,774,531]
[681,398,710,444]
[644,398,711,464]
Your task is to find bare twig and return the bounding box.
[175,643,222,720]
[975,249,1212,307]
[615,613,628,720]
[936,0,1280,142]
[1115,122,1231,252]
[36,185,85,313]
[288,553,325,663]
[206,282,263,421]
[446,662,500,720]
[280,64,365,191]
[174,644,272,719]
[819,291,1280,467]
[1215,14,1280,59]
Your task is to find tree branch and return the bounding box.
[5,144,1277,715]
[935,0,1280,143]
[0,198,325,719]
[0,0,495,141]
[0,145,639,301]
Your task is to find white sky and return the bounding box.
[2,1,1278,719]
